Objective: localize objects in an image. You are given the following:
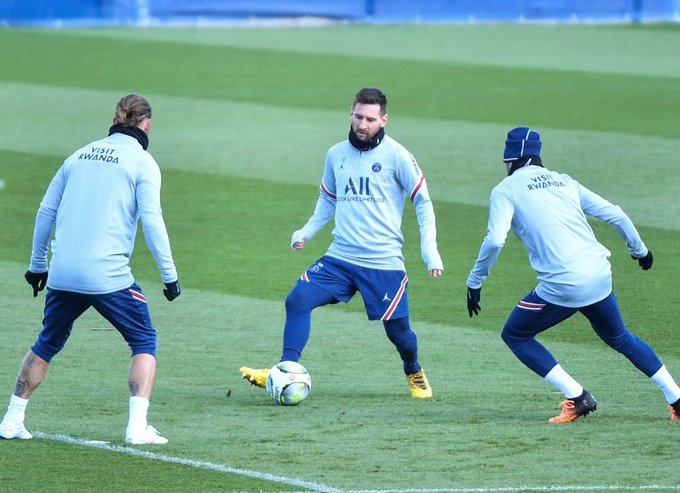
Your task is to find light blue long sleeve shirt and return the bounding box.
[293,135,443,272]
[29,132,177,294]
[467,165,647,307]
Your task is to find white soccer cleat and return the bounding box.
[0,420,33,440]
[125,425,168,445]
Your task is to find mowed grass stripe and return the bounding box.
[36,433,342,493]
[2,29,680,138]
[0,434,307,492]
[2,85,680,232]
[53,24,680,78]
[3,147,680,359]
[2,142,680,359]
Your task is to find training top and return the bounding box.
[28,132,178,294]
[292,134,443,271]
[466,165,647,307]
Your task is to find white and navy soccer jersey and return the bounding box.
[28,132,177,294]
[293,134,443,272]
[467,165,648,307]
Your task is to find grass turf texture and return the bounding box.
[1,23,680,492]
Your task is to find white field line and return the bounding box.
[33,432,680,493]
[34,432,342,493]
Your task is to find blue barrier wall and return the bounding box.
[1,0,678,26]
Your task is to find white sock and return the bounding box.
[544,365,584,399]
[127,396,149,432]
[650,366,680,404]
[3,395,29,424]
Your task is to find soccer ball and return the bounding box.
[266,361,312,406]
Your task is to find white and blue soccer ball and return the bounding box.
[266,361,312,406]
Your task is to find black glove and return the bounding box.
[467,287,481,317]
[632,250,653,271]
[163,280,181,301]
[25,270,48,297]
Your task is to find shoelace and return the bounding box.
[409,373,427,389]
[556,399,577,416]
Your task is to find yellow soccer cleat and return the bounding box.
[239,367,270,389]
[406,369,432,399]
[548,390,597,424]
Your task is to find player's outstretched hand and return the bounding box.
[163,280,181,301]
[632,250,653,271]
[429,268,443,277]
[291,230,305,250]
[467,287,481,317]
[25,270,48,297]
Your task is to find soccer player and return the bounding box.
[240,87,444,398]
[0,94,180,444]
[466,126,680,423]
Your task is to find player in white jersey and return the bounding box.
[466,127,680,423]
[0,95,180,444]
[240,88,443,398]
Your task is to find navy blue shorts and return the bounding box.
[32,282,157,362]
[503,290,626,340]
[502,290,662,377]
[300,255,409,321]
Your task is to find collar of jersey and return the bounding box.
[108,124,149,150]
[348,127,385,152]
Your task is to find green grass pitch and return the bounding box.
[1,23,680,492]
